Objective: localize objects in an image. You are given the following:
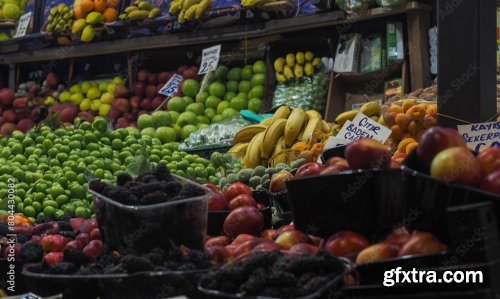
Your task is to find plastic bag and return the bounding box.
[375,0,407,7]
[272,72,330,114]
[335,0,373,13]
[179,117,251,150]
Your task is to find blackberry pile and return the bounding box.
[89,164,205,205]
[200,251,346,298]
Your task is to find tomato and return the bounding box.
[294,162,325,178]
[223,183,252,202]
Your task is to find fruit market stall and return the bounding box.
[0,0,499,298]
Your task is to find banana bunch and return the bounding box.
[169,0,211,23]
[274,51,322,83]
[241,0,268,7]
[118,1,161,22]
[229,106,332,168]
[334,100,382,126]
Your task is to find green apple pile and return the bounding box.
[142,60,266,142]
[0,117,217,221]
[199,60,266,123]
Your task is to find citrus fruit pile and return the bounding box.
[0,116,217,221]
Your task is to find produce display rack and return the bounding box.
[1,1,432,102]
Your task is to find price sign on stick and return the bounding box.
[14,12,32,38]
[155,74,184,112]
[336,113,392,144]
[159,74,183,97]
[198,45,221,75]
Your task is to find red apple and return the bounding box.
[205,246,230,264]
[208,192,227,211]
[146,85,157,98]
[430,147,482,187]
[205,236,231,248]
[232,238,270,258]
[114,117,130,129]
[0,123,16,135]
[356,243,398,264]
[231,234,255,245]
[83,239,104,260]
[223,183,252,202]
[260,229,276,240]
[252,242,283,253]
[295,162,325,178]
[327,157,349,167]
[151,96,164,110]
[0,88,15,107]
[70,218,85,232]
[158,72,172,84]
[115,98,130,113]
[228,194,257,210]
[272,224,295,240]
[134,82,146,97]
[385,227,412,249]
[78,112,94,123]
[13,97,29,108]
[289,243,319,254]
[477,147,500,176]
[130,96,141,109]
[46,72,59,87]
[90,228,101,240]
[148,73,159,85]
[114,86,129,98]
[140,98,152,111]
[398,232,447,257]
[324,231,369,257]
[417,126,467,168]
[60,106,78,123]
[75,233,90,246]
[40,235,67,252]
[137,69,149,82]
[64,240,84,251]
[223,206,264,238]
[480,170,500,195]
[203,183,221,193]
[44,252,63,265]
[16,119,33,132]
[320,164,350,175]
[2,110,17,123]
[274,230,311,250]
[269,171,294,193]
[345,138,391,169]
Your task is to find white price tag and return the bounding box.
[198,44,221,75]
[14,12,32,38]
[336,112,392,144]
[158,74,183,97]
[323,136,350,150]
[457,121,500,152]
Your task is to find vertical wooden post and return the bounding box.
[437,0,497,127]
[407,9,431,91]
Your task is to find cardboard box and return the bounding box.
[361,33,386,73]
[387,22,404,62]
[333,34,362,73]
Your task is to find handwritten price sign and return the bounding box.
[14,12,32,38]
[159,74,183,97]
[198,45,221,75]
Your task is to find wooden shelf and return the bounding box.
[0,1,431,65]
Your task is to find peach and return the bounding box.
[274,230,311,250]
[345,139,391,169]
[356,243,398,264]
[430,147,482,187]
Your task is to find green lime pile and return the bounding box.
[0,117,217,221]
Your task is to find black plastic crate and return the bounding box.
[23,264,208,299]
[286,168,405,238]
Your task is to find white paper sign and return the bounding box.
[457,121,500,152]
[14,12,32,38]
[158,74,183,97]
[198,45,221,75]
[336,112,392,143]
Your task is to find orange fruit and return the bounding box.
[80,0,95,14]
[106,0,119,8]
[103,7,117,22]
[74,6,85,19]
[94,0,107,13]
